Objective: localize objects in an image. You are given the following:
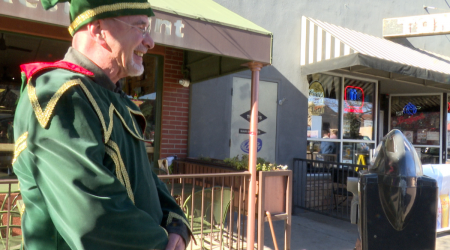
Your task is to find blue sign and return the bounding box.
[240,138,263,153]
[347,88,359,101]
[403,102,417,116]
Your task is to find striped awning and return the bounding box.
[301,16,450,87]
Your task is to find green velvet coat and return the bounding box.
[12,50,190,250]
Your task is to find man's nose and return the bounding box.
[143,34,155,51]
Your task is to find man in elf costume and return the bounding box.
[12,0,191,249]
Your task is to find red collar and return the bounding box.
[20,61,94,80]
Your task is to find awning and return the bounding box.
[151,0,272,83]
[301,16,450,89]
[151,0,273,83]
[0,0,273,83]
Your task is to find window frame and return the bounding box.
[306,71,378,163]
[388,93,443,164]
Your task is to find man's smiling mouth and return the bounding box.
[134,51,144,57]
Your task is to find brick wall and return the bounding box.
[160,47,189,159]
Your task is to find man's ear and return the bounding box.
[87,20,107,46]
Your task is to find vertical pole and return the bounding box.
[246,62,263,250]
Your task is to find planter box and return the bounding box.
[173,158,240,175]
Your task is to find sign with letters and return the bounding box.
[308,80,325,115]
[0,0,271,64]
[383,13,450,38]
[344,86,364,113]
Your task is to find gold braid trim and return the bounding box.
[12,132,28,165]
[68,2,152,35]
[114,107,146,141]
[167,211,192,232]
[105,147,125,186]
[27,77,145,142]
[128,107,147,134]
[28,79,81,129]
[105,140,135,204]
[77,81,146,143]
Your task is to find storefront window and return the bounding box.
[447,96,450,163]
[0,84,19,144]
[307,73,340,139]
[123,54,160,147]
[306,74,377,165]
[390,95,440,146]
[343,78,375,140]
[390,95,441,164]
[306,141,340,162]
[342,142,374,165]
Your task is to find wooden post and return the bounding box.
[246,62,263,250]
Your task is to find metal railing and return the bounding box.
[4,170,252,250]
[159,172,251,250]
[0,179,21,250]
[292,158,365,220]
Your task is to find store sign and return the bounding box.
[240,138,262,153]
[344,86,364,113]
[0,1,271,64]
[383,13,450,38]
[395,113,425,125]
[308,81,325,115]
[0,0,70,26]
[403,102,417,116]
[0,1,186,39]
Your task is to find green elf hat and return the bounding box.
[41,0,155,36]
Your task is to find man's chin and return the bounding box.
[126,65,145,77]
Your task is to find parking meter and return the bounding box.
[349,129,438,250]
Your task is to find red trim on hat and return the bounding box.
[20,61,94,80]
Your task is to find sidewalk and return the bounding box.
[263,209,357,250]
[263,208,450,250]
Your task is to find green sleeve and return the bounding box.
[15,84,169,250]
[152,172,192,246]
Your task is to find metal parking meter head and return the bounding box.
[369,129,423,231]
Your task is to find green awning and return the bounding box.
[150,0,273,83]
[150,0,271,35]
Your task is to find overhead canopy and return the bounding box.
[147,0,273,83]
[301,16,450,90]
[0,0,272,84]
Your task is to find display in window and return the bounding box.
[308,80,325,116]
[403,131,413,143]
[344,85,364,113]
[417,130,427,144]
[390,95,440,146]
[123,55,159,147]
[307,74,340,139]
[343,78,374,140]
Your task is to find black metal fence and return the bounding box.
[292,158,366,220]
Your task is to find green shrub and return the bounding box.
[224,154,273,171]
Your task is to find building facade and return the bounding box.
[190,0,450,166]
[0,0,272,172]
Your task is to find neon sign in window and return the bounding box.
[344,86,364,113]
[403,102,417,116]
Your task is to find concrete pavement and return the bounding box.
[262,209,450,250]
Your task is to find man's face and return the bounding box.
[104,15,154,78]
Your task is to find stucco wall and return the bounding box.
[189,0,450,166]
